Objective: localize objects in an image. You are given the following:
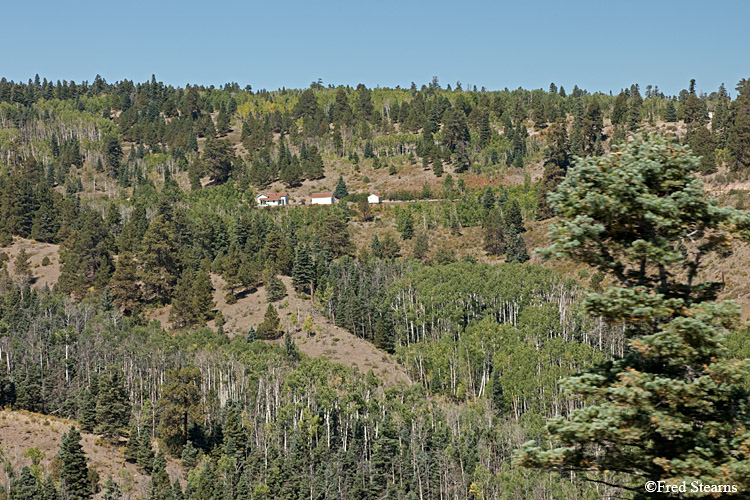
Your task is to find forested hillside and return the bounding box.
[0,75,749,499]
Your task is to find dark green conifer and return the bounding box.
[57,427,92,500]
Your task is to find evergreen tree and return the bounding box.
[373,309,395,353]
[102,476,122,500]
[13,248,33,285]
[581,98,603,154]
[371,235,383,259]
[664,100,678,122]
[11,466,42,500]
[686,125,716,174]
[503,199,525,236]
[157,367,202,455]
[181,440,199,469]
[102,134,123,178]
[136,430,154,473]
[110,252,140,314]
[78,386,97,432]
[292,245,315,296]
[257,304,281,340]
[333,175,348,199]
[193,267,215,323]
[124,426,140,463]
[16,366,44,412]
[57,427,92,500]
[216,105,230,136]
[611,92,628,126]
[517,132,750,494]
[264,269,287,302]
[147,451,171,499]
[41,478,59,500]
[412,231,429,261]
[505,234,529,263]
[95,367,131,441]
[138,215,177,303]
[479,111,492,147]
[728,78,750,170]
[397,210,414,240]
[170,269,197,327]
[321,214,354,258]
[482,206,506,256]
[432,157,443,177]
[202,138,235,184]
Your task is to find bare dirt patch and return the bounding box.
[2,237,61,290]
[150,275,410,385]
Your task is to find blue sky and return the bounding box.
[1,0,748,96]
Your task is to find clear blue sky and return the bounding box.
[2,0,748,96]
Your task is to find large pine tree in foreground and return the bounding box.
[516,133,750,497]
[57,427,93,500]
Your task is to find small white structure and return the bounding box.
[310,192,335,205]
[256,192,289,207]
[367,193,382,204]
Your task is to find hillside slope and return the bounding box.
[0,410,181,499]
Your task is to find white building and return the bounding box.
[367,193,382,204]
[310,192,335,205]
[256,192,289,207]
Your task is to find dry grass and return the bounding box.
[0,409,182,499]
[149,275,411,385]
[1,237,61,290]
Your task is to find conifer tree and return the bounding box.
[479,111,492,147]
[95,367,131,441]
[321,215,354,258]
[57,427,92,500]
[137,429,154,473]
[517,133,750,493]
[664,100,678,122]
[170,269,196,327]
[102,476,122,500]
[257,304,281,340]
[412,231,429,261]
[264,269,286,302]
[505,234,529,263]
[16,366,44,412]
[11,466,42,500]
[432,157,443,177]
[157,367,202,455]
[216,105,230,136]
[13,248,32,285]
[728,78,750,170]
[124,426,140,463]
[41,478,58,500]
[78,386,97,432]
[147,451,171,499]
[333,175,348,199]
[292,245,314,295]
[503,199,525,236]
[371,235,383,259]
[138,215,177,303]
[180,440,199,469]
[482,206,506,256]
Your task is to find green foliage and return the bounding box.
[264,269,287,302]
[95,367,131,440]
[157,367,202,456]
[333,175,348,199]
[518,132,750,493]
[258,303,282,340]
[57,427,92,500]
